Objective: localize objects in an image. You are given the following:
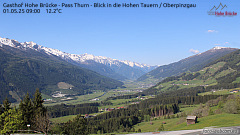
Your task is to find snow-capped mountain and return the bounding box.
[212,46,230,50]
[0,37,125,102]
[0,37,157,80]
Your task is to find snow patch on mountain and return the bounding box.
[212,46,230,50]
[0,37,155,70]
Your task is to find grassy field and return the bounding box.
[43,88,140,106]
[42,78,151,107]
[44,91,105,106]
[51,115,77,123]
[233,77,240,83]
[179,105,199,114]
[124,79,160,89]
[198,88,240,96]
[133,113,240,132]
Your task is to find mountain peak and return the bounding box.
[0,37,157,80]
[212,46,229,50]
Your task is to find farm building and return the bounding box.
[186,116,197,125]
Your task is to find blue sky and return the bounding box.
[0,0,239,66]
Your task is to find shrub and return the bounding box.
[224,99,238,114]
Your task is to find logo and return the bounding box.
[208,3,237,17]
[203,127,239,134]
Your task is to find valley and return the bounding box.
[41,79,150,106]
[43,88,142,106]
[47,86,240,134]
[0,37,240,134]
[47,49,240,134]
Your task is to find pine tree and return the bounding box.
[3,97,11,112]
[32,89,49,134]
[19,93,34,129]
[0,104,3,114]
[33,89,45,114]
[33,89,43,108]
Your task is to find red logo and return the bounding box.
[208,3,237,17]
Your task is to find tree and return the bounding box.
[217,101,224,109]
[128,118,133,126]
[144,115,150,122]
[32,89,49,133]
[63,115,87,135]
[34,113,51,135]
[224,99,238,114]
[0,108,24,134]
[132,127,135,132]
[208,108,214,115]
[202,106,210,117]
[237,97,240,111]
[19,93,34,129]
[3,97,11,111]
[158,123,164,131]
[33,89,45,113]
[50,124,63,134]
[0,104,3,115]
[0,110,4,131]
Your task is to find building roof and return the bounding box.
[186,116,197,120]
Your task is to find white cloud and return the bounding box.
[189,49,200,54]
[207,30,218,33]
[214,42,229,46]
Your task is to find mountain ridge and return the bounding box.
[0,39,124,103]
[0,37,157,80]
[137,46,238,82]
[142,49,240,95]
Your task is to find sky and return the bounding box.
[0,0,239,66]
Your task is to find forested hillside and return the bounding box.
[143,49,240,95]
[0,46,123,103]
[138,47,238,82]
